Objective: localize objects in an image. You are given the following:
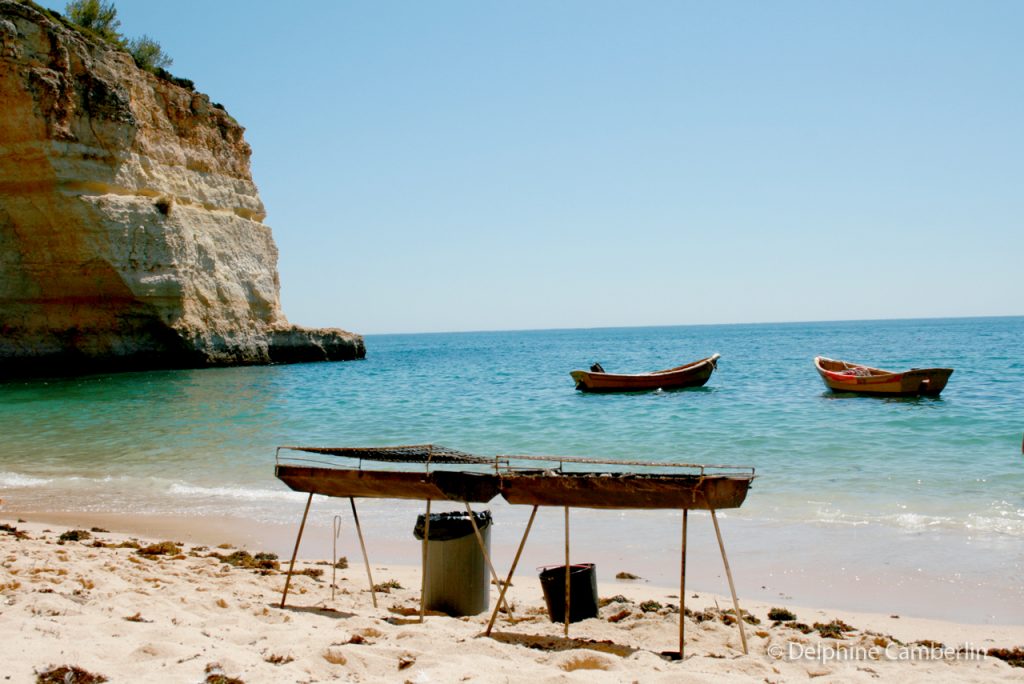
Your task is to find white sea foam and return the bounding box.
[809,505,870,527]
[964,514,1024,536]
[804,507,1024,537]
[0,472,52,488]
[889,513,950,530]
[167,482,298,502]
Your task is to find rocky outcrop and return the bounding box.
[0,1,363,376]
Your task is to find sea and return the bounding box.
[2,316,1022,623]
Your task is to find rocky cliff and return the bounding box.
[0,1,363,376]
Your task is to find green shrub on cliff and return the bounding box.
[127,34,172,72]
[64,0,121,45]
[64,0,172,74]
[56,0,193,92]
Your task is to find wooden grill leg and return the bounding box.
[563,505,570,637]
[464,502,513,618]
[280,493,313,609]
[679,508,688,657]
[349,497,377,608]
[484,505,537,637]
[419,499,432,623]
[711,508,748,655]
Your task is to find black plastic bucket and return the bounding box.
[538,563,598,623]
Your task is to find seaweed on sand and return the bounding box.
[987,647,1024,668]
[0,523,29,540]
[207,550,279,571]
[204,663,244,683]
[123,612,152,623]
[638,600,662,613]
[373,579,403,593]
[58,528,91,544]
[598,595,629,607]
[35,665,108,683]
[264,653,294,665]
[136,541,181,558]
[690,608,718,623]
[719,608,760,625]
[813,619,856,639]
[767,607,797,622]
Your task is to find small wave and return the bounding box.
[965,515,1024,536]
[809,505,870,526]
[168,482,298,502]
[803,507,1024,537]
[888,513,952,530]
[0,472,52,488]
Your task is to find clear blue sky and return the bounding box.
[46,1,1023,333]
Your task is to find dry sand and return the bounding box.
[1,517,1022,683]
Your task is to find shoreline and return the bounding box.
[1,516,1021,682]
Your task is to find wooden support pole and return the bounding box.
[349,497,377,608]
[419,499,432,623]
[711,508,748,655]
[464,502,513,618]
[484,505,537,637]
[280,492,313,609]
[679,508,688,658]
[563,505,570,637]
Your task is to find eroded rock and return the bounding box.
[0,1,363,376]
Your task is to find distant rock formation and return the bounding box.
[0,1,363,376]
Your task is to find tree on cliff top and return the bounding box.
[64,0,121,44]
[127,35,173,71]
[63,0,174,75]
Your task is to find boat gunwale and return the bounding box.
[571,353,720,382]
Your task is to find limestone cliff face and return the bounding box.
[0,1,363,375]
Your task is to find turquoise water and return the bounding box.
[2,317,1023,620]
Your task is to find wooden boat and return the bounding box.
[498,471,753,510]
[570,354,720,393]
[814,356,953,397]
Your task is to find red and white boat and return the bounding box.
[814,356,953,397]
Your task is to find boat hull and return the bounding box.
[275,465,501,503]
[814,357,953,397]
[499,472,752,510]
[571,354,719,393]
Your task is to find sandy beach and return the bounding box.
[3,2,1021,682]
[2,516,1021,683]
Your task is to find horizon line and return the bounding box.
[359,313,1024,337]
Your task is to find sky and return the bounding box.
[43,1,1023,334]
